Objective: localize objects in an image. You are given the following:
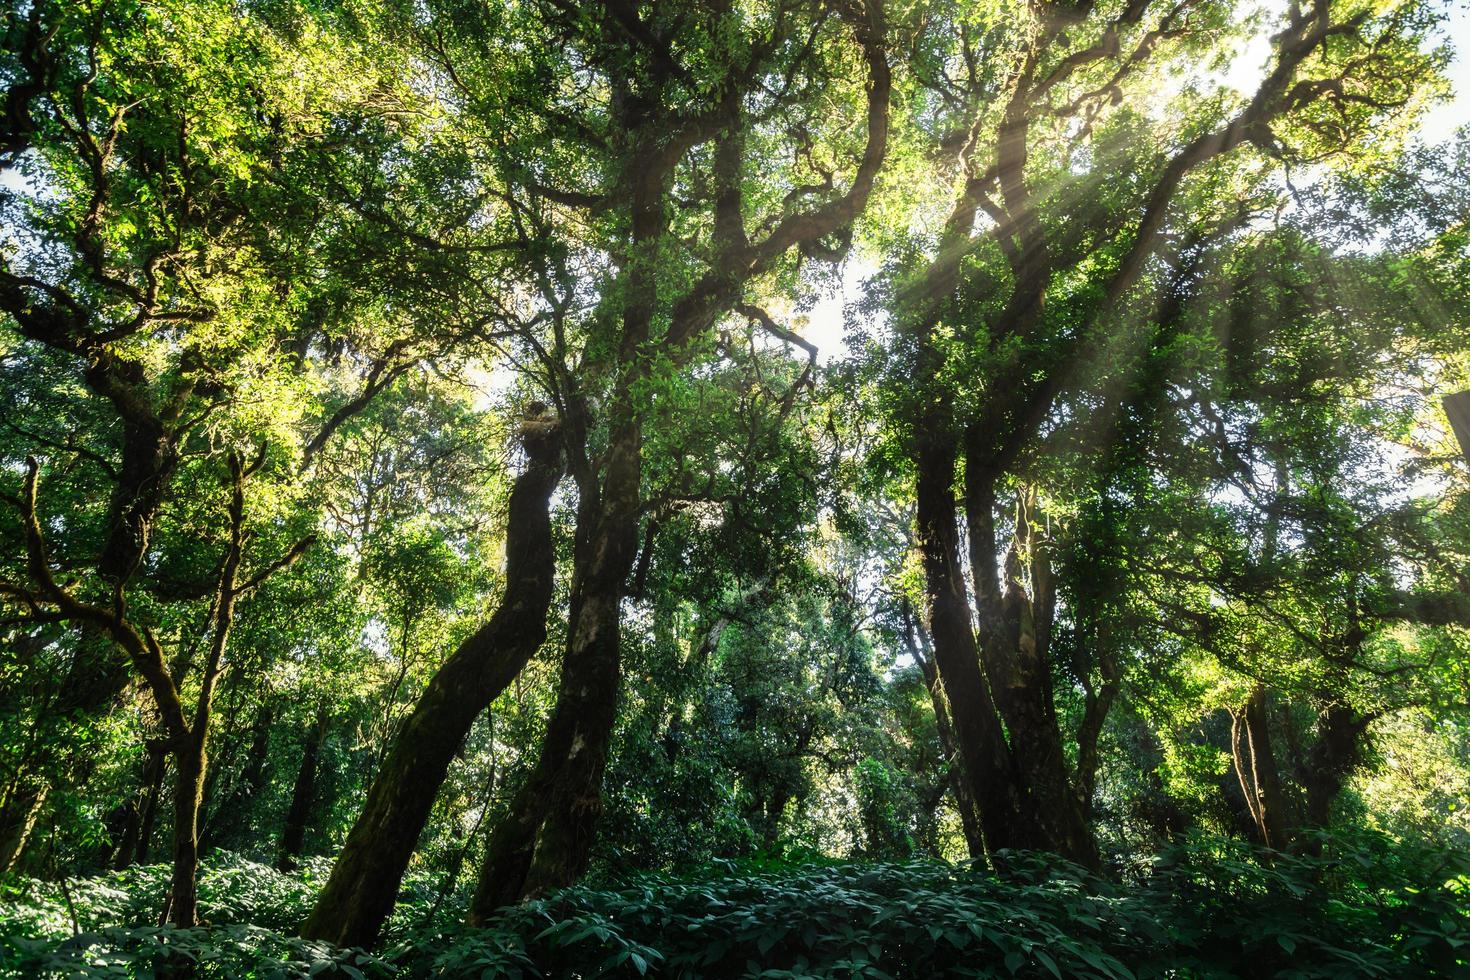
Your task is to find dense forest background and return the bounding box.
[1,0,1468,976]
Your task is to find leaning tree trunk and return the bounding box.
[469,421,641,920]
[471,155,665,921]
[466,562,626,916]
[301,424,564,948]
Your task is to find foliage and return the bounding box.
[1,0,1468,971]
[3,833,1467,978]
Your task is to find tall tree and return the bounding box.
[304,413,564,948]
[881,0,1440,864]
[411,0,896,916]
[0,0,405,922]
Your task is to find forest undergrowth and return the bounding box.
[3,831,1466,979]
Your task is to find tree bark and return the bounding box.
[965,466,1100,868]
[302,423,564,948]
[278,710,329,873]
[902,604,985,859]
[1302,702,1373,834]
[200,703,272,853]
[468,426,640,918]
[469,132,667,920]
[911,410,1030,856]
[113,740,168,870]
[1229,685,1294,850]
[0,780,47,874]
[166,736,207,927]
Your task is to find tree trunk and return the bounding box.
[1229,685,1293,850]
[0,780,47,874]
[761,785,795,851]
[303,426,563,949]
[1074,688,1115,824]
[133,751,167,866]
[200,704,272,853]
[904,609,985,859]
[167,736,207,927]
[468,465,638,918]
[964,466,1098,868]
[278,711,329,873]
[470,152,663,921]
[113,740,167,870]
[1302,702,1373,834]
[911,411,1029,856]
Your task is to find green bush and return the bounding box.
[0,854,328,938]
[2,833,1465,978]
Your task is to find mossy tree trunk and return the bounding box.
[303,424,564,949]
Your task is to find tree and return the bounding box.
[346,0,896,918]
[303,412,564,948]
[0,0,410,923]
[875,0,1442,865]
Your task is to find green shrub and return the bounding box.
[2,833,1465,978]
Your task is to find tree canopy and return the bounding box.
[1,0,1467,976]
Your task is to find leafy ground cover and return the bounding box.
[2,833,1465,979]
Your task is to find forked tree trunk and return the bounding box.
[468,429,639,919]
[1229,685,1294,850]
[911,413,1030,857]
[470,156,663,920]
[303,424,564,949]
[909,433,1104,866]
[464,0,888,915]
